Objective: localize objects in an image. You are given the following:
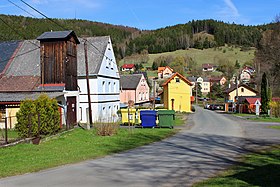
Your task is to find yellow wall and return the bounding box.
[163,75,192,112]
[229,86,257,101]
[0,108,19,129]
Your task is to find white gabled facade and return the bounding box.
[78,37,120,123]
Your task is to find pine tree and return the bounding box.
[261,73,269,114]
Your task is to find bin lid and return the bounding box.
[157,110,175,114]
[140,110,157,115]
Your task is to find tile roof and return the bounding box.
[5,40,40,77]
[37,30,80,44]
[120,74,142,90]
[0,76,40,92]
[122,64,135,69]
[162,72,193,86]
[245,97,261,105]
[224,84,258,94]
[0,92,64,102]
[77,36,110,76]
[0,40,21,74]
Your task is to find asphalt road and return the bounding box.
[1,107,279,187]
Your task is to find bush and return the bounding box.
[15,94,60,138]
[94,122,119,136]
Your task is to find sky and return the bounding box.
[0,0,280,30]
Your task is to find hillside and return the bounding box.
[0,14,269,61]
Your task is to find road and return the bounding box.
[0,107,279,187]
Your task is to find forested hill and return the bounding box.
[0,14,271,59]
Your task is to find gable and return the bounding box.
[77,36,110,76]
[162,72,192,86]
[120,74,142,90]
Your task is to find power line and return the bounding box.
[7,0,37,18]
[0,16,40,48]
[9,0,117,64]
[0,46,40,64]
[19,0,68,31]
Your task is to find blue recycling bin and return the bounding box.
[140,110,157,128]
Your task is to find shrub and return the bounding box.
[94,122,119,136]
[15,94,60,138]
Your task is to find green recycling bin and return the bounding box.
[157,110,175,128]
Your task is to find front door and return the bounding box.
[66,96,77,129]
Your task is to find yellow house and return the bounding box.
[225,84,258,102]
[162,72,193,112]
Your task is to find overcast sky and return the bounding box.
[1,0,280,30]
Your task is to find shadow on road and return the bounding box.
[86,132,280,187]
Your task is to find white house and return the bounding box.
[188,76,211,95]
[77,36,120,123]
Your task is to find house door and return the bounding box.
[66,96,77,129]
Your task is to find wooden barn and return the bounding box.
[37,30,80,127]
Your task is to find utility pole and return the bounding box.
[195,82,198,106]
[153,79,156,110]
[84,40,93,126]
[235,73,239,113]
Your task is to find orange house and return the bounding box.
[158,66,173,79]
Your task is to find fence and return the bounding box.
[0,116,18,145]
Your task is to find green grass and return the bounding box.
[174,113,186,126]
[119,46,255,69]
[269,126,280,130]
[0,129,19,140]
[233,113,280,123]
[0,128,176,178]
[194,145,280,187]
[250,117,280,123]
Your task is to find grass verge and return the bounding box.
[233,113,280,123]
[0,128,176,178]
[193,145,280,187]
[269,126,280,130]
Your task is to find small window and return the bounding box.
[102,81,105,92]
[108,82,111,92]
[175,78,180,83]
[241,88,244,92]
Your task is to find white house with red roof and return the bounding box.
[121,64,135,72]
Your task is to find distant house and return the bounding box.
[121,64,135,72]
[188,76,210,95]
[224,84,258,102]
[240,71,251,83]
[202,63,215,72]
[162,72,193,112]
[209,76,227,86]
[157,66,173,79]
[237,96,261,113]
[120,74,150,105]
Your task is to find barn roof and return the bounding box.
[37,30,80,44]
[120,74,143,90]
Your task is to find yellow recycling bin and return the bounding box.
[121,108,136,125]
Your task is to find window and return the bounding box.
[241,88,244,93]
[175,78,180,83]
[108,82,111,92]
[106,57,109,68]
[139,92,141,100]
[113,82,116,93]
[102,81,105,92]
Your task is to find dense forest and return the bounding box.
[0,14,272,60]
